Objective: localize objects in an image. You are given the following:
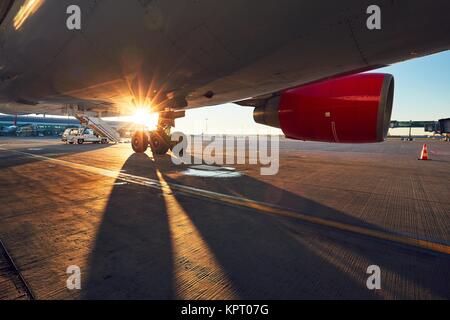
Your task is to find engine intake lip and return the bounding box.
[376,74,395,142]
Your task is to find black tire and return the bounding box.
[101,139,108,144]
[149,131,170,155]
[69,141,74,145]
[132,131,148,153]
[77,139,84,144]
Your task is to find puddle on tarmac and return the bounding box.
[181,165,242,178]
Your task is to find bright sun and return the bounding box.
[130,108,159,129]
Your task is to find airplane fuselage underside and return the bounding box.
[0,0,449,115]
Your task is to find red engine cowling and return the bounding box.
[253,73,394,143]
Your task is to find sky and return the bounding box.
[176,50,450,135]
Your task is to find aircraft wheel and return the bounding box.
[149,130,170,155]
[132,131,148,153]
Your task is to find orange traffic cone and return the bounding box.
[418,144,429,160]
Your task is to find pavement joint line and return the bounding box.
[0,238,36,300]
[2,147,450,256]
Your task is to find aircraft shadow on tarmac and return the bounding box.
[81,153,450,299]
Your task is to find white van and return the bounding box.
[62,127,108,144]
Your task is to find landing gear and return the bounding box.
[132,129,171,155]
[132,130,149,153]
[131,110,186,155]
[149,129,170,155]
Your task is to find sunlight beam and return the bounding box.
[156,170,237,299]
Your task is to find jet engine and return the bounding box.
[253,73,394,143]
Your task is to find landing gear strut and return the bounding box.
[131,110,185,155]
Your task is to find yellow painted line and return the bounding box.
[2,147,450,256]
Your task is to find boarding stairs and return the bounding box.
[75,114,121,143]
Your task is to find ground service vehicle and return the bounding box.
[62,127,108,145]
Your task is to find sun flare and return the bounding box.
[130,108,159,129]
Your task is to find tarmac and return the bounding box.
[0,137,449,299]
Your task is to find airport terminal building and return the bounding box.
[0,115,80,136]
